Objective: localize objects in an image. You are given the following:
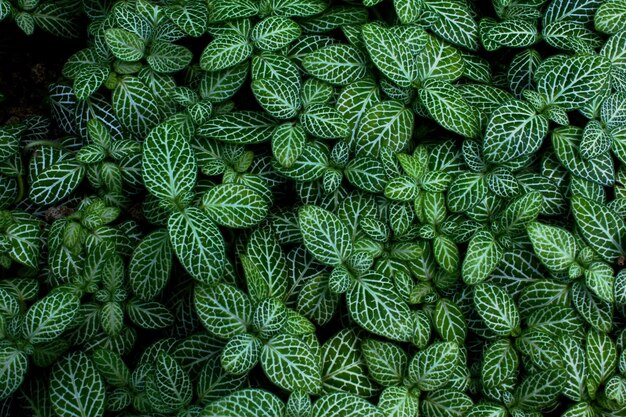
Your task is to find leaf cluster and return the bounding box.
[1,1,626,417]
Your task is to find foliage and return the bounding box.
[1,1,626,417]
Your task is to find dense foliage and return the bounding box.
[1,0,626,416]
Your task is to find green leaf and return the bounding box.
[361,338,408,387]
[200,34,253,72]
[149,353,192,412]
[164,0,208,37]
[303,44,368,86]
[0,344,28,401]
[168,207,225,285]
[32,2,79,38]
[252,16,301,51]
[355,101,414,157]
[221,333,261,375]
[344,157,387,193]
[408,341,460,391]
[129,229,172,300]
[147,42,193,73]
[198,111,276,144]
[112,76,161,137]
[572,195,626,262]
[195,282,251,338]
[447,172,487,213]
[362,24,418,87]
[378,386,420,417]
[320,329,377,397]
[92,349,131,388]
[434,298,466,344]
[5,222,40,268]
[261,333,322,393]
[423,0,478,50]
[514,369,565,411]
[50,352,106,417]
[483,99,549,163]
[201,389,285,417]
[105,28,145,62]
[584,262,615,303]
[143,121,197,205]
[346,271,413,342]
[595,0,626,34]
[202,183,268,228]
[298,205,353,266]
[586,330,617,396]
[421,389,473,417]
[481,339,518,389]
[473,282,520,336]
[419,80,479,138]
[311,393,384,417]
[537,54,611,110]
[127,299,173,329]
[552,126,614,186]
[30,160,85,205]
[74,65,109,100]
[462,230,502,285]
[245,227,288,301]
[272,123,306,168]
[24,290,79,344]
[300,103,349,139]
[251,78,301,119]
[527,222,577,272]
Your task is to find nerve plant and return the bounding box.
[1,0,626,417]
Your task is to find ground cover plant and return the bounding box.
[1,0,626,416]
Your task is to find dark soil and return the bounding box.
[0,23,84,124]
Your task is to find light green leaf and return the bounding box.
[201,389,285,417]
[461,230,502,285]
[483,99,549,163]
[30,160,85,205]
[362,23,418,87]
[261,333,322,393]
[5,222,40,268]
[303,44,368,86]
[198,111,276,144]
[408,342,460,391]
[346,271,413,342]
[434,298,466,345]
[473,283,520,336]
[419,80,479,138]
[24,290,79,344]
[202,184,268,228]
[105,28,145,62]
[147,41,193,73]
[311,393,384,417]
[50,352,106,417]
[527,222,577,272]
[320,329,377,397]
[168,207,225,285]
[298,205,353,266]
[0,344,28,401]
[129,229,172,300]
[251,78,301,119]
[252,16,301,51]
[537,54,611,110]
[112,76,161,137]
[195,282,251,338]
[143,121,196,205]
[355,101,414,157]
[200,34,252,72]
[572,195,626,262]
